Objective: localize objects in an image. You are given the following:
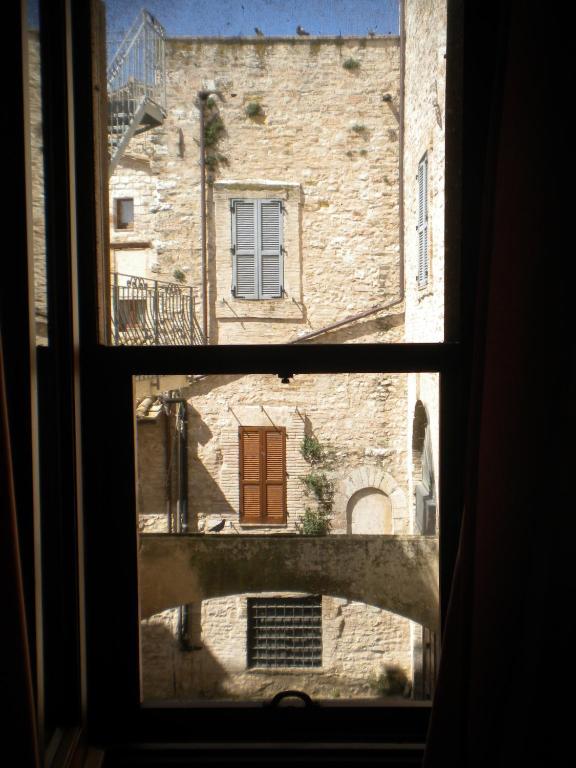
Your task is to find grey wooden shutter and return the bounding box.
[259,200,283,298]
[417,154,428,286]
[232,200,258,298]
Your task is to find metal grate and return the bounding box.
[248,596,322,669]
[111,273,205,346]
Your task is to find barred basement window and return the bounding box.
[248,596,322,669]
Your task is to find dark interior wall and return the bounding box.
[424,1,563,765]
[2,0,566,764]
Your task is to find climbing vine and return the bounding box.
[297,435,334,535]
[203,98,227,172]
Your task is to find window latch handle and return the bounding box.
[264,690,318,709]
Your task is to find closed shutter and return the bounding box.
[259,200,283,298]
[417,154,428,286]
[231,199,283,299]
[264,428,286,523]
[232,200,258,298]
[239,426,286,524]
[239,428,262,523]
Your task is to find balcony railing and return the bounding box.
[111,273,204,346]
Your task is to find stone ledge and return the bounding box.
[216,297,306,320]
[214,179,301,191]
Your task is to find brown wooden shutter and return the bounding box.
[239,427,286,524]
[239,427,262,523]
[263,428,286,523]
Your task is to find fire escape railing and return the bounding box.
[111,273,205,346]
[107,10,166,174]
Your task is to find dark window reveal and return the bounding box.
[115,197,134,230]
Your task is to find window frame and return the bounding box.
[22,0,473,757]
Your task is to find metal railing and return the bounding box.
[107,10,166,170]
[111,273,204,346]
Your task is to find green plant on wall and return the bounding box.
[297,435,334,535]
[300,434,326,465]
[204,114,225,147]
[202,99,227,172]
[343,57,360,70]
[245,101,263,118]
[172,268,186,283]
[204,152,228,170]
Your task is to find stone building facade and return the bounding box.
[109,1,446,702]
[110,35,402,345]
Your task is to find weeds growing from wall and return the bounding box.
[297,435,334,535]
[343,57,361,71]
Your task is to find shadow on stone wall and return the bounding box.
[141,616,231,700]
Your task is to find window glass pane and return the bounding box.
[26,0,48,346]
[103,1,446,345]
[135,372,439,702]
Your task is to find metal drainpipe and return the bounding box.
[164,404,172,533]
[399,0,406,300]
[160,397,188,534]
[161,395,191,650]
[198,91,209,344]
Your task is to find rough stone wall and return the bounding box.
[109,36,401,344]
[403,0,446,344]
[136,372,409,536]
[126,26,446,702]
[403,0,445,531]
[141,596,413,701]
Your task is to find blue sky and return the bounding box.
[105,1,399,42]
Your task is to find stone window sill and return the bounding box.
[216,297,304,320]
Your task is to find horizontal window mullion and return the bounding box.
[90,342,462,376]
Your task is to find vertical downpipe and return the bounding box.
[198,93,208,344]
[188,287,194,346]
[153,279,159,344]
[178,400,188,533]
[399,0,406,300]
[112,272,119,345]
[164,403,172,533]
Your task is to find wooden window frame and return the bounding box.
[239,426,287,525]
[14,0,483,760]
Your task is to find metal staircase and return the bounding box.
[107,10,166,175]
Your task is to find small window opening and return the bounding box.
[115,197,134,230]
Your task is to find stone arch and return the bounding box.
[139,535,439,629]
[346,487,392,534]
[333,466,406,534]
[412,400,429,484]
